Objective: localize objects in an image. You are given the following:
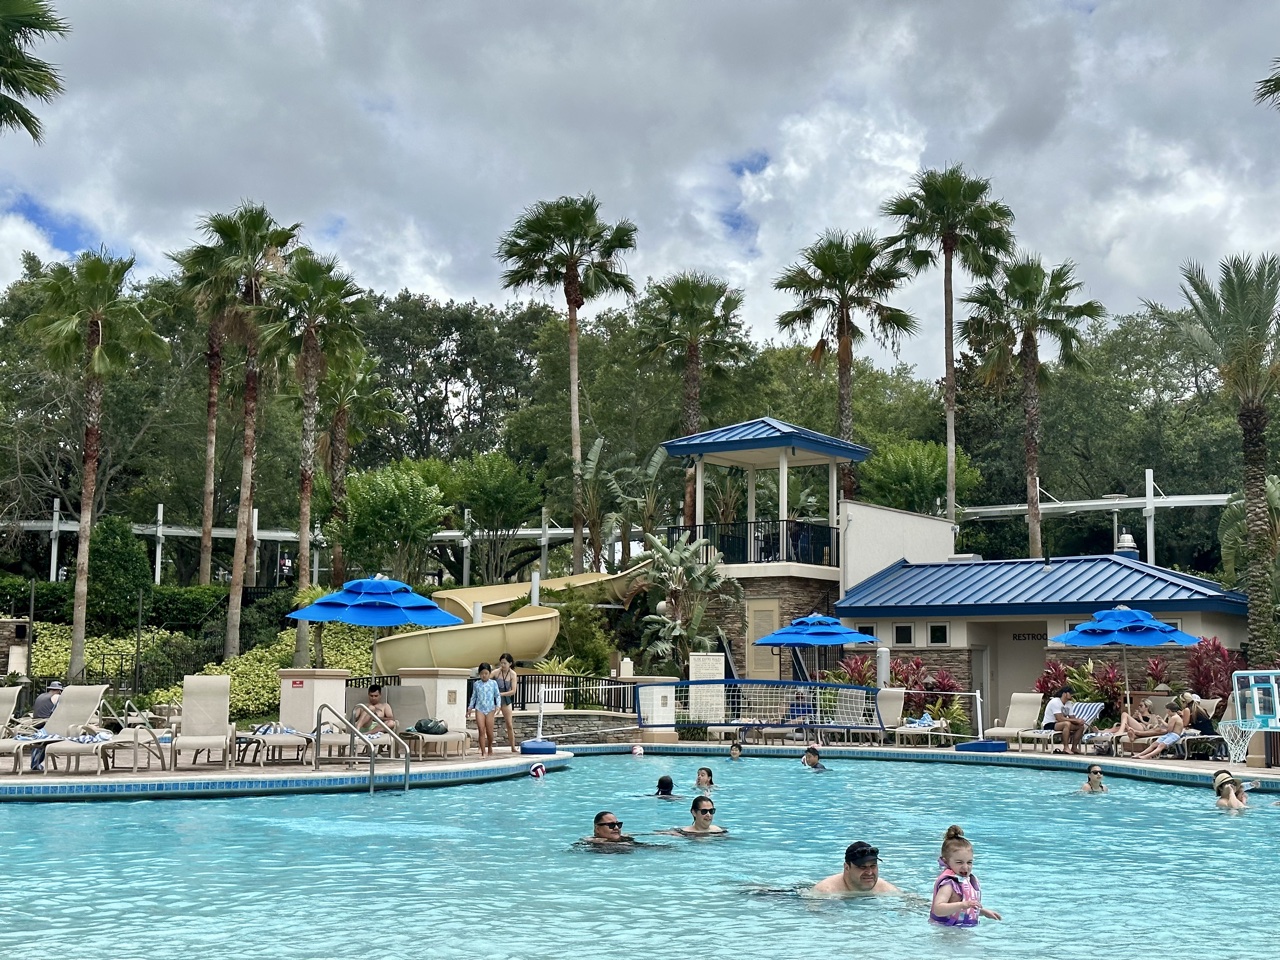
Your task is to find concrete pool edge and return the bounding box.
[563,741,1280,793]
[0,752,572,802]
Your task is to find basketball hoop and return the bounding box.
[1219,719,1262,765]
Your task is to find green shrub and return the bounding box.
[86,516,153,633]
[149,585,228,632]
[29,621,193,678]
[238,590,297,652]
[0,576,71,621]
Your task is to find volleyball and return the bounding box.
[529,762,546,779]
[631,745,644,757]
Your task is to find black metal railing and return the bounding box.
[346,675,402,688]
[515,673,637,713]
[667,519,838,567]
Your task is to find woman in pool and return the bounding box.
[929,825,1001,926]
[655,775,676,798]
[1081,765,1107,793]
[494,653,518,752]
[660,796,727,836]
[695,767,715,792]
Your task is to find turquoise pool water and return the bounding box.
[0,755,1270,959]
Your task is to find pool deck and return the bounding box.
[0,741,1274,802]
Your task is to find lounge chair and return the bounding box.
[894,712,949,747]
[1019,700,1104,752]
[0,687,21,738]
[396,686,470,759]
[1180,698,1229,760]
[170,675,235,769]
[983,692,1044,751]
[873,688,906,744]
[237,723,314,767]
[4,685,110,774]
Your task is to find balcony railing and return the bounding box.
[667,519,839,568]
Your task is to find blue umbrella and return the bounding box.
[753,613,877,648]
[1050,606,1201,699]
[288,578,463,676]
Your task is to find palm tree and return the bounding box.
[642,271,746,524]
[1256,58,1280,108]
[26,248,167,680]
[0,0,69,143]
[881,165,1016,522]
[318,349,402,586]
[960,254,1104,558]
[608,447,672,567]
[774,229,917,496]
[1219,477,1280,604]
[262,248,366,666]
[178,202,299,659]
[496,194,637,574]
[1151,254,1280,664]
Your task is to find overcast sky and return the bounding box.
[1,0,1278,378]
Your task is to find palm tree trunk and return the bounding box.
[224,344,259,660]
[330,406,350,586]
[198,318,223,585]
[682,342,701,527]
[1240,402,1275,663]
[1020,332,1043,559]
[69,348,104,682]
[943,240,958,524]
[293,337,319,667]
[564,275,585,575]
[837,308,855,499]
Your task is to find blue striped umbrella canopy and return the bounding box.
[753,613,877,648]
[287,577,463,628]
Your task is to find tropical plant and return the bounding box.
[1143,656,1171,689]
[580,437,614,573]
[881,164,1016,522]
[774,229,916,495]
[455,451,544,584]
[961,254,1104,557]
[0,0,69,143]
[1033,659,1069,696]
[261,249,367,664]
[927,697,971,737]
[532,654,591,677]
[641,271,746,521]
[626,532,743,673]
[496,194,637,574]
[860,439,980,516]
[608,447,673,566]
[1150,254,1280,664]
[1188,637,1246,698]
[174,202,299,657]
[26,248,167,680]
[890,655,931,714]
[705,466,745,525]
[1256,58,1280,109]
[545,589,614,677]
[1218,477,1280,603]
[837,653,877,686]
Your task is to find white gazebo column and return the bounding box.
[828,460,838,527]
[694,457,705,528]
[746,467,756,523]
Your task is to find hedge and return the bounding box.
[0,577,72,622]
[29,622,194,677]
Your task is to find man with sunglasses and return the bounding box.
[812,841,899,895]
[585,811,635,844]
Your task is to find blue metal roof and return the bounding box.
[662,417,871,463]
[834,555,1247,619]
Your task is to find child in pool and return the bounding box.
[695,767,715,791]
[929,825,1001,926]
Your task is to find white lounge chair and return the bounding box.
[983,692,1044,751]
[1019,701,1104,752]
[0,687,21,737]
[170,675,236,769]
[894,714,949,747]
[873,688,906,744]
[8,685,110,774]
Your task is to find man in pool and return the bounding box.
[811,841,900,895]
[584,810,635,844]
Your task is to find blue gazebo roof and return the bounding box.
[834,555,1247,619]
[662,417,871,468]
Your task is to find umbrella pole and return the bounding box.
[371,628,379,680]
[1122,646,1130,712]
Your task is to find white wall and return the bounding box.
[839,500,955,592]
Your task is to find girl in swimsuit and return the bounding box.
[929,825,1001,926]
[494,653,518,752]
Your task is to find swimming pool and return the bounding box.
[0,754,1268,959]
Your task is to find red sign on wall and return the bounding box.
[292,680,304,688]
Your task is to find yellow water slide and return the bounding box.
[373,565,648,671]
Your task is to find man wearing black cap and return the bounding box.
[811,841,900,894]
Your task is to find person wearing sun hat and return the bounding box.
[1213,769,1245,809]
[811,841,900,894]
[32,680,63,722]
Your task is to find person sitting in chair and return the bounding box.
[1041,686,1086,754]
[353,684,396,733]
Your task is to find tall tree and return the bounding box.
[641,271,746,524]
[1151,254,1280,665]
[26,249,167,680]
[179,202,299,659]
[774,229,917,495]
[0,0,69,143]
[262,248,365,665]
[882,164,1015,522]
[496,193,637,574]
[960,254,1104,557]
[1256,57,1280,108]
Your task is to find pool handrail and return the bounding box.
[315,703,411,794]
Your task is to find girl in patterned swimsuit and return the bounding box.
[929,825,1002,926]
[467,662,501,758]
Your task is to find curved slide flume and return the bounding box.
[374,565,648,671]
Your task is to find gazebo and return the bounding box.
[662,417,870,569]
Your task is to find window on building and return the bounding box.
[894,624,913,646]
[855,624,876,640]
[928,623,950,646]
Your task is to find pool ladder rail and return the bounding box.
[315,703,411,794]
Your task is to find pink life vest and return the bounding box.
[929,868,981,927]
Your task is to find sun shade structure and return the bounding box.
[663,417,870,469]
[752,613,877,648]
[1050,606,1202,700]
[288,578,464,629]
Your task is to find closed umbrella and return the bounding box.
[1049,606,1201,703]
[288,576,463,675]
